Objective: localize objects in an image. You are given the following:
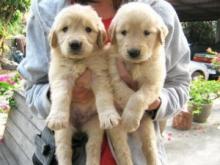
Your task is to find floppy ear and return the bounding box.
[97,22,107,48]
[158,24,168,45]
[108,20,117,45]
[48,30,58,48]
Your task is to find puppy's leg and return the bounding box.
[47,63,86,130]
[90,56,120,129]
[122,84,160,132]
[108,57,134,108]
[46,78,74,130]
[55,126,75,165]
[83,115,103,165]
[138,115,158,165]
[121,92,146,132]
[107,125,133,165]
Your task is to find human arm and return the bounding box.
[17,0,68,119]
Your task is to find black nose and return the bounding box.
[127,48,140,58]
[69,40,82,52]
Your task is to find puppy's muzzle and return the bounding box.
[127,48,140,59]
[69,40,82,53]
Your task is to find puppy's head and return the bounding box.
[49,4,106,59]
[109,2,168,63]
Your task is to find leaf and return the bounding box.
[189,78,220,114]
[0,81,14,89]
[0,82,14,95]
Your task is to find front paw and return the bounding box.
[99,110,121,129]
[46,112,69,130]
[122,113,140,133]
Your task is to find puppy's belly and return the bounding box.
[70,99,97,129]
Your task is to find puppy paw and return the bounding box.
[99,110,121,129]
[46,112,69,130]
[122,113,140,133]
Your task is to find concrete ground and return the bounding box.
[163,99,220,165]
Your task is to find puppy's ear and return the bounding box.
[158,24,168,45]
[97,22,107,48]
[48,30,58,48]
[108,20,117,45]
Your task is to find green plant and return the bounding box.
[182,21,217,45]
[0,0,30,22]
[0,72,21,113]
[0,0,30,56]
[189,77,220,115]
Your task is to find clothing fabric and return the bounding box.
[101,135,116,165]
[18,0,191,164]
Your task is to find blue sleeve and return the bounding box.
[18,1,52,119]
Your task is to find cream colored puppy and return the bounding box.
[46,4,120,165]
[107,2,168,165]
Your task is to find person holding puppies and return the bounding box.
[18,0,190,164]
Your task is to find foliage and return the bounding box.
[0,73,22,113]
[0,0,30,56]
[189,77,220,114]
[0,0,30,23]
[0,11,25,37]
[182,21,217,45]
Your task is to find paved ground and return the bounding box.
[164,99,220,165]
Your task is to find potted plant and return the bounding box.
[188,77,220,123]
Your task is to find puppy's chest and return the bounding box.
[70,100,97,129]
[72,56,103,68]
[125,63,148,84]
[68,60,87,78]
[67,59,99,88]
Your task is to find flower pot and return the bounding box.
[188,104,213,123]
[172,109,192,130]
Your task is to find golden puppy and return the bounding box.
[107,2,168,165]
[46,4,120,165]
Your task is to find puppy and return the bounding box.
[107,2,168,165]
[46,4,120,165]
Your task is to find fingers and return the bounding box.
[147,98,161,111]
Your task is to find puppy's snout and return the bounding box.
[127,48,140,58]
[69,40,82,52]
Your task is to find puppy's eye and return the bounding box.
[62,26,68,33]
[144,30,150,36]
[85,27,92,33]
[121,30,127,36]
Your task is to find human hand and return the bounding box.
[72,69,94,103]
[147,98,161,111]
